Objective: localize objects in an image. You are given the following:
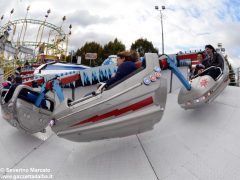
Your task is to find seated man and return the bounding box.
[104,50,139,88]
[202,44,224,80]
[193,45,224,80]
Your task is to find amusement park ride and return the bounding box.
[0,7,230,143]
[0,7,71,80]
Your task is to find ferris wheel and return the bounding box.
[0,7,72,65]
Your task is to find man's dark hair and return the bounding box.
[15,76,22,84]
[205,44,216,52]
[7,76,12,81]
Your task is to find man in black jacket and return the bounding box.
[205,44,224,70]
[202,44,224,80]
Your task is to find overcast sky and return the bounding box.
[1,0,240,67]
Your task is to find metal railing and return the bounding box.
[237,67,240,86]
[0,58,16,80]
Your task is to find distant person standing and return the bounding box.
[15,66,21,77]
[24,60,30,66]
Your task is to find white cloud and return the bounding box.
[0,0,240,67]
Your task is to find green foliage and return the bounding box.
[73,37,159,66]
[65,55,71,63]
[60,54,67,62]
[130,38,158,57]
[76,42,103,66]
[102,38,125,59]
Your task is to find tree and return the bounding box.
[65,55,71,63]
[103,38,125,59]
[76,42,103,66]
[130,38,158,57]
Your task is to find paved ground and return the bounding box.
[1,68,240,180]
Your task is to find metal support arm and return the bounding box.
[35,78,65,107]
[52,79,65,103]
[161,54,191,91]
